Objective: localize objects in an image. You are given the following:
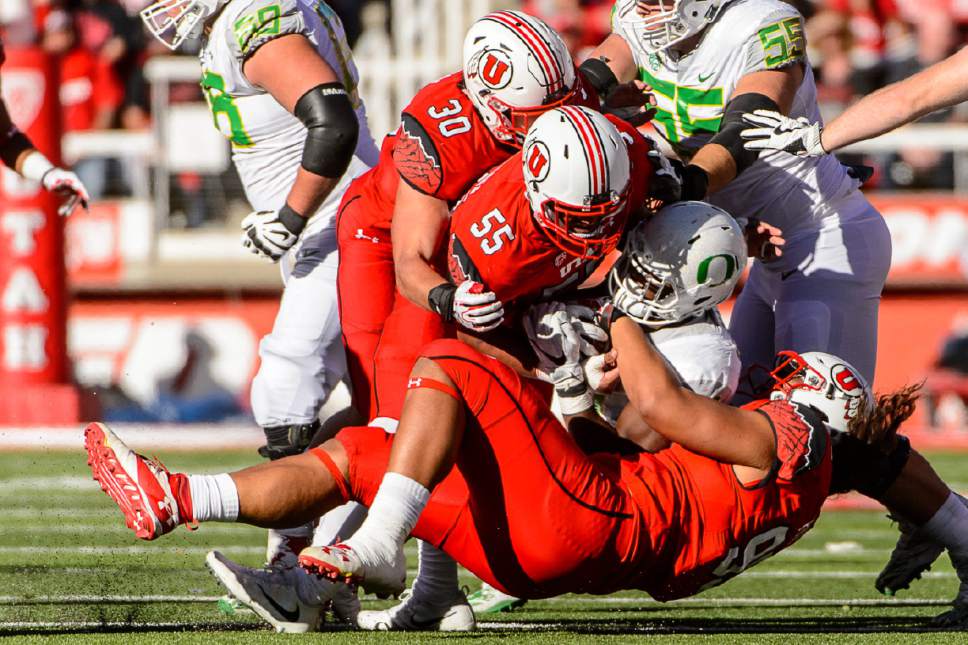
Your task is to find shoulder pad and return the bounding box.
[225,0,305,62]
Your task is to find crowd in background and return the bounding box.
[1,0,967,203]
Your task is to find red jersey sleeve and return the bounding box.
[448,154,604,305]
[392,73,515,202]
[606,114,654,215]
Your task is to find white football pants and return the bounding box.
[729,193,892,395]
[250,222,345,428]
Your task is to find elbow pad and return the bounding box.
[709,93,781,176]
[294,82,359,178]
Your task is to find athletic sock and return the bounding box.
[412,540,460,602]
[345,472,429,564]
[186,473,239,522]
[924,492,968,559]
[313,501,368,547]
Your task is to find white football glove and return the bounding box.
[241,206,307,262]
[525,302,609,415]
[42,168,89,217]
[741,109,825,157]
[453,280,504,332]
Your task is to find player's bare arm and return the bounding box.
[240,33,358,261]
[610,315,774,474]
[390,181,452,308]
[687,63,803,196]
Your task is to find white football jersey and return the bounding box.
[600,308,740,424]
[612,0,861,238]
[199,0,379,229]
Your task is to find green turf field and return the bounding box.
[1,448,966,643]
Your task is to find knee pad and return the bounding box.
[829,430,911,498]
[258,420,322,460]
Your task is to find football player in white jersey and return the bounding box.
[580,0,891,392]
[139,0,379,626]
[739,43,968,627]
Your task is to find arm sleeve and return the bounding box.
[229,0,307,63]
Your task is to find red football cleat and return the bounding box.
[84,422,194,540]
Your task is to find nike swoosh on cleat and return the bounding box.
[780,269,797,281]
[257,584,301,623]
[698,73,713,83]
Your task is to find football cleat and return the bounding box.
[466,583,527,614]
[932,588,968,627]
[329,580,362,624]
[84,422,192,540]
[875,516,944,596]
[298,542,406,598]
[206,550,339,633]
[356,587,475,631]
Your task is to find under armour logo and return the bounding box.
[407,377,422,389]
[355,229,380,243]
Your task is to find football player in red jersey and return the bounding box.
[0,38,89,216]
[84,309,968,625]
[337,10,600,425]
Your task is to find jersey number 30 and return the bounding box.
[471,208,514,255]
[427,100,472,138]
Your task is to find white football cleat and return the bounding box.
[466,582,527,614]
[875,516,944,596]
[298,542,406,598]
[84,422,191,540]
[206,550,341,633]
[933,549,968,627]
[357,587,475,631]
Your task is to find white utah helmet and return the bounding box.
[463,10,580,144]
[523,106,631,259]
[614,0,733,54]
[769,351,871,432]
[141,0,225,50]
[609,201,746,327]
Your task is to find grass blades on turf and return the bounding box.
[1,449,966,642]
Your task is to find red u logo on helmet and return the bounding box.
[480,51,512,89]
[526,142,550,180]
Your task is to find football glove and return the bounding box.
[741,109,826,157]
[241,205,307,262]
[645,147,682,205]
[453,280,504,332]
[41,168,89,217]
[525,302,608,415]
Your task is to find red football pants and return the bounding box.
[336,188,449,421]
[333,339,644,599]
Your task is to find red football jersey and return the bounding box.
[353,72,517,231]
[352,71,599,232]
[447,114,653,304]
[621,399,832,601]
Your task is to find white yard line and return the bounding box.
[0,596,951,609]
[0,546,266,555]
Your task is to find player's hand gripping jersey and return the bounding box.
[611,0,861,239]
[447,114,653,306]
[199,0,377,228]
